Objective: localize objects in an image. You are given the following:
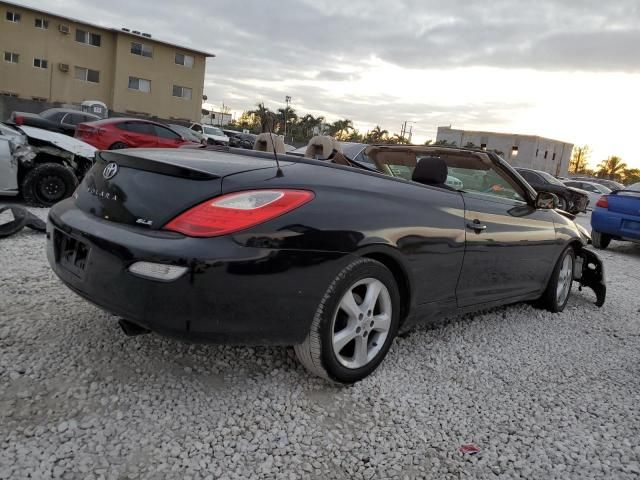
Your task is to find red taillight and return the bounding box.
[163,189,315,237]
[14,115,24,125]
[595,195,608,209]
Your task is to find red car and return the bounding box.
[74,118,197,150]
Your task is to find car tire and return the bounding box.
[109,142,129,150]
[536,246,575,313]
[294,258,401,384]
[591,230,611,250]
[21,162,78,207]
[556,195,568,211]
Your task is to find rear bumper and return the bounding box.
[46,199,352,345]
[591,208,640,241]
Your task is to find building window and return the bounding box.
[6,11,21,22]
[131,42,153,58]
[544,150,548,159]
[128,76,151,92]
[552,152,556,161]
[175,53,194,68]
[511,146,519,157]
[75,29,101,47]
[4,52,19,64]
[34,18,49,29]
[33,58,48,69]
[74,66,100,83]
[172,85,192,99]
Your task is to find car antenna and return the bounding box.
[267,125,283,177]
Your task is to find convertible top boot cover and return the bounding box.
[304,136,342,160]
[253,133,286,154]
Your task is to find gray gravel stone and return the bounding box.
[0,206,639,479]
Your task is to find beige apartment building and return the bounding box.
[0,1,214,121]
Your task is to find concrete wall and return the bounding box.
[110,35,206,122]
[436,127,573,176]
[0,1,208,122]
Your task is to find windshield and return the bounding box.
[203,126,224,136]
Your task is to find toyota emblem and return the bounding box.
[103,162,119,180]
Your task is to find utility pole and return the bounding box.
[284,95,291,140]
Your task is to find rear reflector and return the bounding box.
[595,196,609,209]
[128,262,187,281]
[163,189,314,237]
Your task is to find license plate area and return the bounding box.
[54,230,90,277]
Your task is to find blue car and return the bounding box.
[591,183,640,249]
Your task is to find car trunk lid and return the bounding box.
[607,190,640,216]
[75,149,290,229]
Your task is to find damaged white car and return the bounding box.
[0,123,96,206]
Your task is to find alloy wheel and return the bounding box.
[556,254,573,305]
[331,278,392,369]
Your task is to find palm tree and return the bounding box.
[249,103,276,133]
[276,106,298,136]
[366,125,388,143]
[597,156,627,181]
[390,133,410,144]
[299,114,325,138]
[328,119,354,140]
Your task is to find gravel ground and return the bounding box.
[1,207,639,480]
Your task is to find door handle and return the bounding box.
[466,220,487,232]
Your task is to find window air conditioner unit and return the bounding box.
[58,24,70,34]
[58,63,69,72]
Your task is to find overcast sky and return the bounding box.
[18,0,640,168]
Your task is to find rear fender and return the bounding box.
[573,248,606,307]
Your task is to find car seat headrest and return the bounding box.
[412,156,448,185]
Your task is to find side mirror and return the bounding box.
[535,191,558,209]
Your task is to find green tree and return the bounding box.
[622,168,640,185]
[597,156,627,181]
[248,103,277,133]
[298,114,325,138]
[328,119,354,140]
[364,125,389,143]
[569,145,591,174]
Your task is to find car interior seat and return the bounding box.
[412,156,450,188]
[304,136,342,160]
[253,133,286,154]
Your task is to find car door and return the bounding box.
[121,122,159,147]
[153,125,184,148]
[453,157,558,307]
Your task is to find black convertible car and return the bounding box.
[46,143,606,383]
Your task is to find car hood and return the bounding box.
[205,134,229,142]
[18,126,97,159]
[566,186,590,196]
